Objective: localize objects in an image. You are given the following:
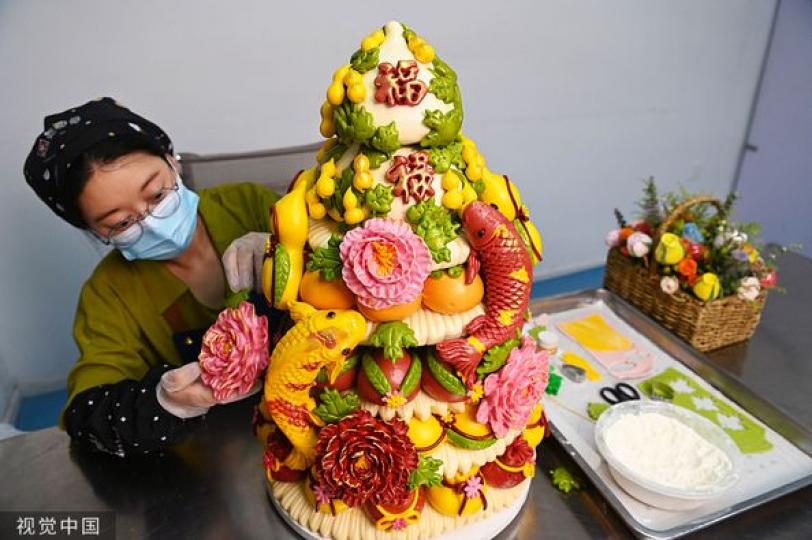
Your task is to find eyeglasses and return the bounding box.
[98,180,182,247]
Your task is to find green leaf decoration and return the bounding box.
[326,167,355,214]
[272,244,290,307]
[316,354,359,384]
[428,141,464,174]
[586,402,610,421]
[225,289,250,309]
[306,234,343,281]
[370,122,400,154]
[429,269,444,280]
[638,380,674,401]
[363,148,389,169]
[369,321,418,361]
[405,200,460,264]
[314,388,360,423]
[514,218,539,264]
[407,455,443,489]
[336,221,361,234]
[477,337,521,376]
[343,353,360,372]
[399,356,423,396]
[319,142,347,164]
[446,265,463,279]
[431,57,458,84]
[334,103,376,145]
[401,24,416,43]
[350,47,380,73]
[471,179,486,195]
[362,353,392,396]
[420,106,463,148]
[428,57,461,105]
[550,466,581,494]
[526,325,547,345]
[426,348,467,396]
[429,76,459,105]
[445,429,496,450]
[364,184,394,217]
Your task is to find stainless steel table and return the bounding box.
[1,252,810,539]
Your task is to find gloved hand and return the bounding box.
[156,362,261,419]
[222,232,270,293]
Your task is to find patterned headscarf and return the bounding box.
[23,97,174,227]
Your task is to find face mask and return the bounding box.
[118,175,200,261]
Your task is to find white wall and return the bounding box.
[736,0,812,258]
[0,0,776,409]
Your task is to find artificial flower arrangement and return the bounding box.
[607,178,779,302]
[603,178,788,351]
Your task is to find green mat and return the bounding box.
[638,367,772,454]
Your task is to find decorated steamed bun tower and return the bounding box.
[256,21,548,540]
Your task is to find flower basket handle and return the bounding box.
[648,195,726,276]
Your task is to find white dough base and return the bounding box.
[267,479,531,540]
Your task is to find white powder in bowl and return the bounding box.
[604,411,733,490]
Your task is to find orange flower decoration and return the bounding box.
[677,258,698,279]
[618,227,635,242]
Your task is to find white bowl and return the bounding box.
[594,401,740,511]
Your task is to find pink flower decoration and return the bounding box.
[199,302,269,401]
[476,336,549,438]
[626,232,652,258]
[391,518,408,531]
[760,271,778,289]
[339,219,432,310]
[605,229,621,248]
[463,475,483,499]
[312,482,332,505]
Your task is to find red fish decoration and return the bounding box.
[436,202,533,385]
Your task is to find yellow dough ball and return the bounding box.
[319,119,335,138]
[442,190,463,210]
[353,154,370,172]
[308,202,326,220]
[441,171,460,191]
[407,415,446,454]
[427,467,487,517]
[316,176,335,198]
[344,207,365,225]
[346,83,366,104]
[353,171,374,191]
[326,81,345,106]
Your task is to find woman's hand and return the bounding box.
[156,362,260,418]
[222,232,270,293]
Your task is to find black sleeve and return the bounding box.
[63,364,205,457]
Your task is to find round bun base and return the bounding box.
[267,480,530,540]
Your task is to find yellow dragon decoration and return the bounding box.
[264,301,367,470]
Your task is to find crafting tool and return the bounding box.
[560,364,586,383]
[600,382,641,405]
[561,351,602,381]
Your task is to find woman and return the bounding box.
[24,98,277,456]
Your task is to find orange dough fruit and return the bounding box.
[422,272,484,314]
[358,295,422,322]
[299,270,355,309]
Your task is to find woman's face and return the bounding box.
[78,151,176,239]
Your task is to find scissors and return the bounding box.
[599,382,641,405]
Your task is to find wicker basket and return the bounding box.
[603,195,766,352]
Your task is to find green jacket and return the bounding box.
[59,182,279,429]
